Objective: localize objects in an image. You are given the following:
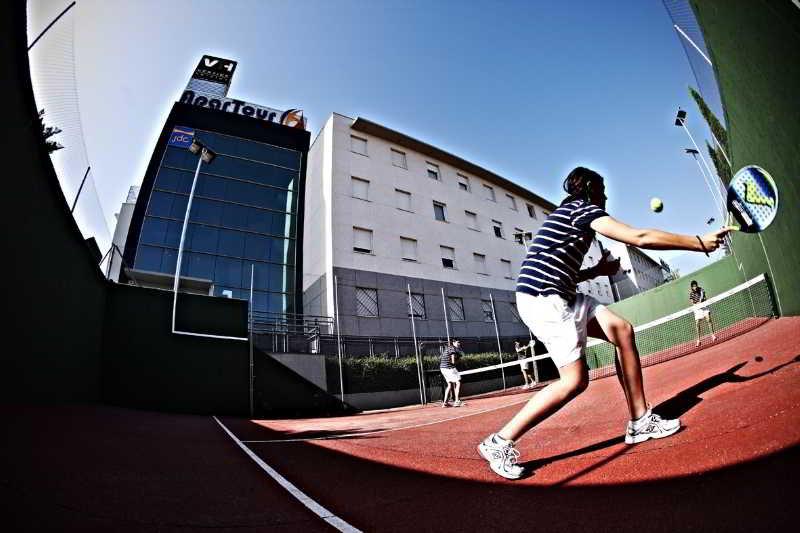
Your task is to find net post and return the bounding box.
[489,293,506,390]
[529,329,539,384]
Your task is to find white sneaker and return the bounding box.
[452,400,466,407]
[625,409,680,444]
[478,434,525,480]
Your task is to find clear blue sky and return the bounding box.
[65,0,724,273]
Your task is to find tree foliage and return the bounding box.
[38,109,63,153]
[689,87,731,184]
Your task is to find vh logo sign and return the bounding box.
[203,57,234,72]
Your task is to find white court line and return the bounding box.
[241,395,532,444]
[212,416,362,533]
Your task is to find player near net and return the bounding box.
[689,280,717,347]
[478,167,732,479]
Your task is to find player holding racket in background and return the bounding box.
[478,166,732,480]
[689,280,717,347]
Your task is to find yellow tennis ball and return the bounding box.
[650,197,664,213]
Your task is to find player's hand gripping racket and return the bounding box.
[725,165,779,233]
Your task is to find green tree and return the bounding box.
[689,87,731,184]
[38,109,63,153]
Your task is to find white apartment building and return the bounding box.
[107,186,139,282]
[605,241,667,300]
[303,113,558,338]
[576,239,616,305]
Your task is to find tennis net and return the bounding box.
[426,273,776,401]
[586,273,776,379]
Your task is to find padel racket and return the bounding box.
[726,165,779,233]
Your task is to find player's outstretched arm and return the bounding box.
[590,216,731,253]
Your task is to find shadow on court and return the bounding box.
[519,354,800,474]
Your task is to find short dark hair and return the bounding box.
[562,167,604,204]
[690,280,698,286]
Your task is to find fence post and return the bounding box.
[407,284,425,405]
[334,275,345,405]
[489,293,506,390]
[441,288,451,345]
[249,265,254,417]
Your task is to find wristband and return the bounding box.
[696,235,709,257]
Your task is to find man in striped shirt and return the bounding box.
[689,280,717,347]
[440,339,466,407]
[478,167,732,479]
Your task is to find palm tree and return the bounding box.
[38,109,63,153]
[689,87,731,184]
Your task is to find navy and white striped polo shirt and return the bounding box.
[516,198,608,300]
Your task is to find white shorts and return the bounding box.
[694,308,710,321]
[516,292,606,368]
[518,359,532,371]
[440,367,460,383]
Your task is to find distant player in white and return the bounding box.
[514,339,536,389]
[477,167,732,479]
[689,280,717,347]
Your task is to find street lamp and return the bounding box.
[675,109,725,219]
[171,137,217,333]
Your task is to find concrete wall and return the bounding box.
[102,284,250,414]
[3,1,105,404]
[4,2,256,414]
[692,0,800,316]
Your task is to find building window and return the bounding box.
[457,174,470,192]
[501,259,513,279]
[473,253,487,275]
[483,184,496,201]
[447,297,465,321]
[465,211,479,230]
[492,219,504,238]
[400,237,417,261]
[351,135,368,156]
[353,227,373,254]
[481,300,494,322]
[526,203,537,219]
[509,303,521,323]
[427,162,441,180]
[351,176,369,200]
[440,246,456,269]
[395,189,412,211]
[506,194,517,211]
[355,287,378,317]
[391,148,407,169]
[433,201,447,222]
[513,228,525,245]
[408,293,427,320]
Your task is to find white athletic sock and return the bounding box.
[631,408,653,430]
[492,433,513,445]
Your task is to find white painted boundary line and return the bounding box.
[586,274,766,348]
[241,395,532,444]
[212,416,362,533]
[460,354,549,375]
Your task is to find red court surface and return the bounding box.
[2,317,799,532]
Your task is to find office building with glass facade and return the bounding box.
[123,102,309,316]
